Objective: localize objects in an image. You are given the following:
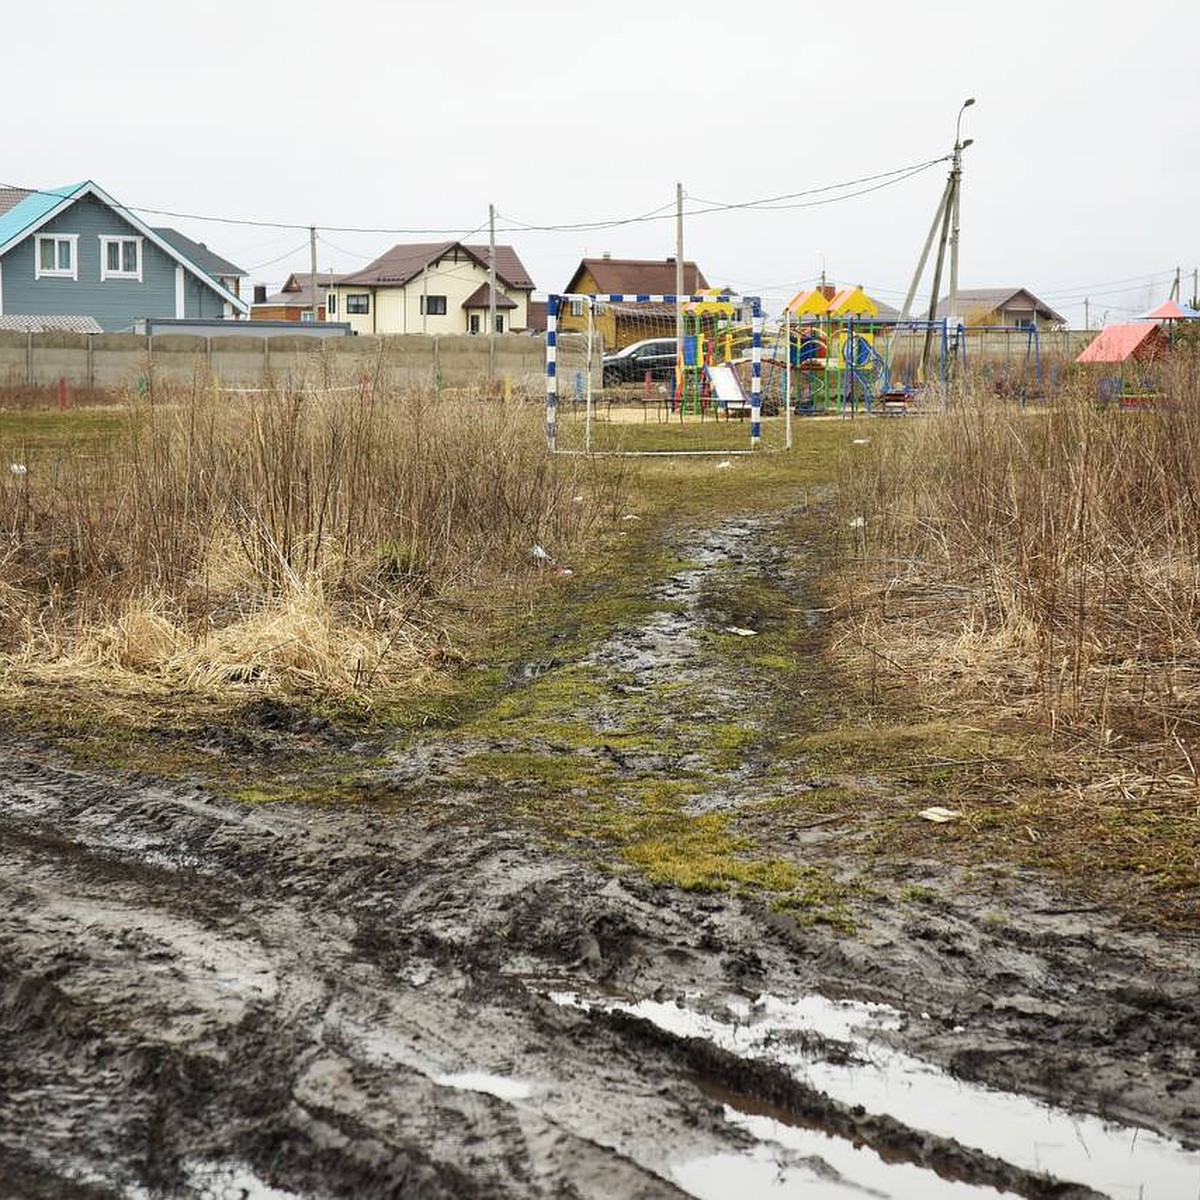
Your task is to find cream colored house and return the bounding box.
[328,241,533,335]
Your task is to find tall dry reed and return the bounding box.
[841,357,1200,757]
[0,382,620,692]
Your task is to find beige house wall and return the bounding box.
[328,252,529,336]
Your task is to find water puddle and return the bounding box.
[682,1084,1006,1198]
[128,1159,303,1198]
[552,990,1200,1199]
[433,1071,536,1101]
[674,1115,1006,1198]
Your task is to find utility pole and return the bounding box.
[309,226,319,322]
[1192,267,1198,310]
[1170,267,1181,302]
[920,189,955,376]
[488,203,497,380]
[675,182,685,353]
[421,263,428,335]
[1084,298,1090,330]
[905,99,974,379]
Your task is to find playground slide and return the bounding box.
[705,363,751,412]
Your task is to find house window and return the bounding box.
[35,234,78,279]
[346,293,369,314]
[300,311,314,322]
[494,314,505,333]
[420,294,447,316]
[99,236,142,281]
[569,299,584,317]
[469,314,481,335]
[326,292,337,315]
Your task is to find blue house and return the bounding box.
[0,181,249,332]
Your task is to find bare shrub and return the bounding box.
[0,381,619,695]
[840,358,1200,781]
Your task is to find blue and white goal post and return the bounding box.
[544,293,766,454]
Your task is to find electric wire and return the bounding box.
[498,157,949,232]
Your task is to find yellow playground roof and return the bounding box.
[828,286,878,317]
[683,288,737,315]
[786,285,880,319]
[785,288,830,317]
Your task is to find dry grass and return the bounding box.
[836,358,1200,859]
[0,380,622,698]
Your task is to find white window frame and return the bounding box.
[420,294,447,316]
[326,291,337,315]
[99,235,144,282]
[35,234,79,280]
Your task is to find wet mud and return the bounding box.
[2,512,1199,1198]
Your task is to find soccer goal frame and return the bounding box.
[544,293,765,454]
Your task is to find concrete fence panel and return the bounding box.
[1,329,628,398]
[28,332,89,387]
[90,335,147,390]
[0,332,29,387]
[206,337,268,388]
[140,336,208,388]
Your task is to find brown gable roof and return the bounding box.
[566,257,709,296]
[340,241,533,291]
[281,271,346,293]
[461,283,517,310]
[935,287,1066,326]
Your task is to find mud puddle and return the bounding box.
[5,508,1200,1198]
[674,1115,1007,1199]
[127,1161,304,1199]
[550,988,1200,1199]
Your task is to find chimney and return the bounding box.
[253,284,267,305]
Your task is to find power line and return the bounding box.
[1037,269,1177,300]
[686,157,947,213]
[1043,276,1177,305]
[498,157,949,233]
[0,158,944,258]
[0,181,491,237]
[245,241,313,272]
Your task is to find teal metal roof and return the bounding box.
[0,182,87,253]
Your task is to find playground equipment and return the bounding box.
[761,285,952,414]
[959,323,1044,402]
[544,292,765,453]
[672,291,743,414]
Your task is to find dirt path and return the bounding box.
[2,505,1199,1199]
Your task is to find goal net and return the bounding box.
[545,293,766,454]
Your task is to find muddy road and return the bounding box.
[2,509,1199,1199]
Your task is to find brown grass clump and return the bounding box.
[0,380,621,698]
[838,358,1200,835]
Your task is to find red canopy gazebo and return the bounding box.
[1076,323,1170,364]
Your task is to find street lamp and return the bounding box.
[955,97,975,148]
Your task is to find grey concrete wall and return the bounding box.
[0,331,560,394]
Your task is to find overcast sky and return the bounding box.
[7,0,1198,327]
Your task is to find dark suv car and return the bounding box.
[601,338,679,386]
